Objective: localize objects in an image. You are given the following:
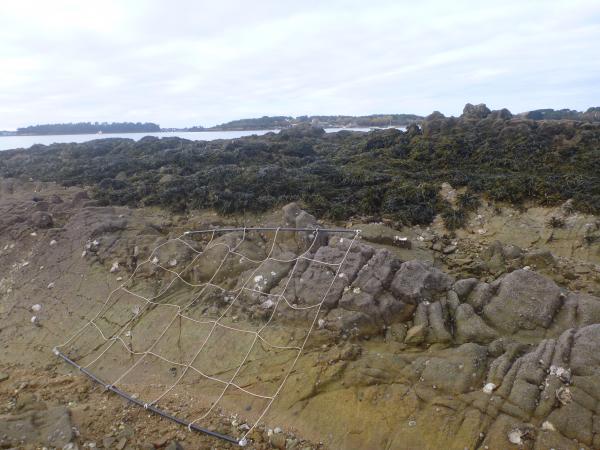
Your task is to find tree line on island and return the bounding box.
[15,122,161,135]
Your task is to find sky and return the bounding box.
[0,0,599,129]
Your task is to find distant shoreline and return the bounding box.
[0,126,404,138]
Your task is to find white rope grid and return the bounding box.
[55,227,359,444]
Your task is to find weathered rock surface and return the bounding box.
[0,405,74,448]
[3,189,600,450]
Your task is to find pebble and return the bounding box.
[482,382,496,394]
[31,304,42,312]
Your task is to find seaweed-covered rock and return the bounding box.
[461,103,491,119]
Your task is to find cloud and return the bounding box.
[0,0,599,129]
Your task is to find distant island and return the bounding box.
[201,114,424,131]
[163,114,424,132]
[15,122,161,136]
[2,108,599,136]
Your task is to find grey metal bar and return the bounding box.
[184,227,360,234]
[53,349,242,446]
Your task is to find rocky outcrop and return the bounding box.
[5,194,600,450]
[390,260,454,304]
[462,103,492,119]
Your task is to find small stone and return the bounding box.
[0,372,9,382]
[50,239,57,246]
[443,245,457,255]
[110,261,119,273]
[31,304,42,312]
[541,421,555,431]
[47,282,55,289]
[507,428,524,445]
[482,382,496,394]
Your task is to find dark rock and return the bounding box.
[452,278,478,300]
[425,111,446,120]
[461,103,491,119]
[488,108,513,120]
[70,191,89,207]
[454,303,498,344]
[327,308,380,337]
[483,269,562,334]
[464,282,495,311]
[391,260,454,304]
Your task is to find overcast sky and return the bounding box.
[1,0,599,129]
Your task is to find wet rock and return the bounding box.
[391,260,454,304]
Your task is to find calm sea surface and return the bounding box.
[0,128,379,151]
